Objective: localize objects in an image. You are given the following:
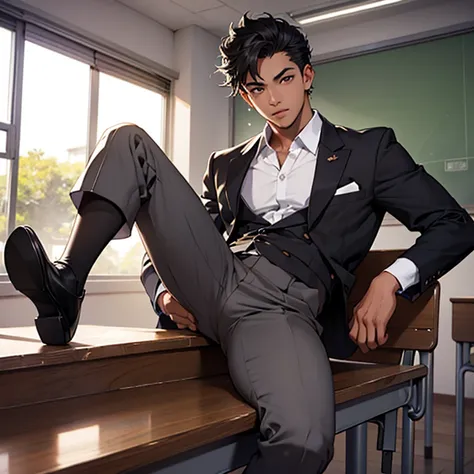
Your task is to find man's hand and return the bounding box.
[349,271,401,353]
[157,291,197,332]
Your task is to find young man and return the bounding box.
[4,12,474,474]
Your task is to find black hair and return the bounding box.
[217,12,313,97]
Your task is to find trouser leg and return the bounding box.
[224,261,335,474]
[71,124,336,474]
[71,123,243,342]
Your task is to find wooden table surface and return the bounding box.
[0,325,212,371]
[0,363,426,474]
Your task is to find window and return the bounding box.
[0,26,13,124]
[0,18,170,277]
[0,25,14,274]
[93,72,165,275]
[0,159,9,273]
[18,41,90,270]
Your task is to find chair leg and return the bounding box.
[402,405,415,474]
[380,409,397,474]
[346,423,367,474]
[455,342,466,474]
[420,351,434,459]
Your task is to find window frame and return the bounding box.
[0,8,172,292]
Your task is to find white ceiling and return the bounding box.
[116,0,353,37]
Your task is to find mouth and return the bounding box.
[272,109,289,117]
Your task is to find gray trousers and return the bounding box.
[71,124,335,473]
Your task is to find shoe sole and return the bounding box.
[4,226,74,345]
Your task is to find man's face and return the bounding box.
[240,52,314,129]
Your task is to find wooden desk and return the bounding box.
[452,297,474,344]
[450,297,474,474]
[0,364,426,474]
[0,326,427,474]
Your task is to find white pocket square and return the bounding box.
[334,181,360,196]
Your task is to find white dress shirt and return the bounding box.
[239,111,419,292]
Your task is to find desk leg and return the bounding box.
[421,351,434,459]
[345,423,367,474]
[455,342,467,474]
[402,405,415,474]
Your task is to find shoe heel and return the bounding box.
[35,316,70,345]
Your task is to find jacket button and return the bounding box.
[303,233,310,240]
[330,274,335,280]
[282,251,290,257]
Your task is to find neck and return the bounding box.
[268,98,314,151]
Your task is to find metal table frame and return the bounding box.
[455,341,474,473]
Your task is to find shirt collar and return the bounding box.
[257,109,322,157]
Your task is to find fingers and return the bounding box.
[366,320,378,351]
[349,308,373,353]
[350,312,389,353]
[376,319,388,346]
[356,319,368,353]
[162,293,198,332]
[349,316,358,343]
[170,314,197,331]
[349,307,369,353]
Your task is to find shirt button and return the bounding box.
[303,233,310,240]
[282,250,290,257]
[279,174,286,181]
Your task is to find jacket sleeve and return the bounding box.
[140,152,225,326]
[373,128,474,301]
[201,152,225,233]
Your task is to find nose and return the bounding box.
[268,87,281,107]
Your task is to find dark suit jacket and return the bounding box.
[142,114,474,358]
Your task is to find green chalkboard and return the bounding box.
[233,31,474,207]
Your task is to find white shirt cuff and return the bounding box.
[154,282,168,313]
[384,257,420,292]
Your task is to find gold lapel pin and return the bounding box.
[327,154,338,162]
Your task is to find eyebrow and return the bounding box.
[244,67,295,88]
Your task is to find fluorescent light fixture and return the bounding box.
[296,0,405,25]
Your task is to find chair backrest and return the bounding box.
[348,249,440,364]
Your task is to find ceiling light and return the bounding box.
[295,0,406,25]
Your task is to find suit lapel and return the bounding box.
[225,134,263,222]
[308,117,351,229]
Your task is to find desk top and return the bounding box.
[0,325,211,371]
[450,297,474,304]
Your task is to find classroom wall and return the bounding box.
[172,24,230,191]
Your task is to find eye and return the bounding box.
[281,75,294,83]
[250,87,264,94]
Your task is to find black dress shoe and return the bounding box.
[4,226,85,345]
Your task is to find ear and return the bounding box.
[302,64,315,92]
[239,89,254,108]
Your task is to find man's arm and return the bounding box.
[350,128,474,352]
[373,128,474,300]
[201,152,226,233]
